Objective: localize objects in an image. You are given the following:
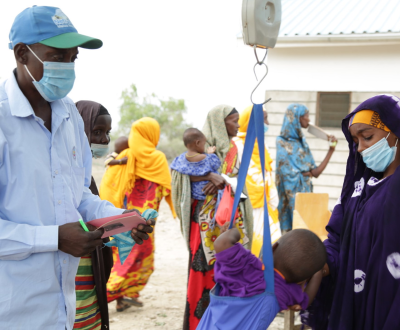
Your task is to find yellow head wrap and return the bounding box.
[349,110,390,132]
[236,106,273,207]
[100,117,175,216]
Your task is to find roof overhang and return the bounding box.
[237,33,400,48]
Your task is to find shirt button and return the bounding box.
[54,170,58,175]
[58,200,61,205]
[63,260,66,264]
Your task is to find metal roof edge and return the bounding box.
[275,33,400,47]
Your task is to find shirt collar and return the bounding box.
[6,70,70,120]
[6,71,35,118]
[52,99,71,120]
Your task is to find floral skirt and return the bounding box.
[106,179,166,302]
[183,200,215,330]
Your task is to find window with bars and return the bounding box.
[317,92,351,128]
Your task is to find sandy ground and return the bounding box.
[92,161,297,330]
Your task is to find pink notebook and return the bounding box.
[88,211,147,238]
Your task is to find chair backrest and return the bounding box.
[293,193,330,241]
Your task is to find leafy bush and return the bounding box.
[114,84,190,162]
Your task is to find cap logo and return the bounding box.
[52,9,74,28]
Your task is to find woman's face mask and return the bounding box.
[90,114,112,159]
[91,144,109,159]
[24,45,75,102]
[361,132,398,172]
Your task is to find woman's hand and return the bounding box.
[329,135,338,151]
[302,171,313,177]
[208,173,227,190]
[203,182,218,195]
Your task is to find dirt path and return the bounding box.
[92,162,289,330]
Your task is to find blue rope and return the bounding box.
[228,104,274,293]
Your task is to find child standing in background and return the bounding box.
[104,136,129,167]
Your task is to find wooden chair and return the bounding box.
[282,193,331,330]
[293,192,330,241]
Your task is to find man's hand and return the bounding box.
[59,222,103,257]
[123,209,155,245]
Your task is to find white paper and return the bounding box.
[221,174,248,199]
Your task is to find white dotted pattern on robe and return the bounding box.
[351,178,365,198]
[386,253,400,279]
[354,269,366,293]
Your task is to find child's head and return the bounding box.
[273,229,326,283]
[114,136,129,154]
[183,128,206,153]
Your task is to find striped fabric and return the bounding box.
[73,255,101,330]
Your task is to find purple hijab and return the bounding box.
[302,95,400,329]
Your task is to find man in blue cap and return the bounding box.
[0,6,153,330]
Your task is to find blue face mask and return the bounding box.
[91,143,109,159]
[24,45,76,102]
[361,132,398,172]
[264,123,269,134]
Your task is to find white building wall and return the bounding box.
[264,43,400,92]
[265,90,399,210]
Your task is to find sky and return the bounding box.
[0,1,267,130]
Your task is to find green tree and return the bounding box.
[115,84,190,162]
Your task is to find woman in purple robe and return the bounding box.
[302,94,400,330]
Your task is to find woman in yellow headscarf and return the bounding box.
[233,106,281,257]
[100,117,175,312]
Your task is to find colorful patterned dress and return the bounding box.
[74,255,102,330]
[106,178,170,301]
[276,104,316,231]
[183,141,249,330]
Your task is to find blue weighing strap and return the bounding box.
[196,104,279,330]
[228,103,274,293]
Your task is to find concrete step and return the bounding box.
[266,147,349,165]
[265,139,349,153]
[328,199,339,211]
[313,184,342,197]
[266,91,318,103]
[270,157,347,175]
[264,101,318,115]
[312,174,344,187]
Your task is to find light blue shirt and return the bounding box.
[0,72,124,330]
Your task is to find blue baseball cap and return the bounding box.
[9,6,102,50]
